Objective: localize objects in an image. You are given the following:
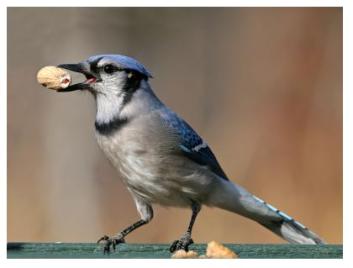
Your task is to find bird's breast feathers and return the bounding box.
[95,112,217,206]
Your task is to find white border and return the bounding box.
[1,0,348,268]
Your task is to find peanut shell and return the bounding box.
[206,241,238,259]
[37,66,71,90]
[171,249,198,259]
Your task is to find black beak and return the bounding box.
[57,63,100,92]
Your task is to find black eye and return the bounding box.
[103,64,118,74]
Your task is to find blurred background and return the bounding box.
[8,7,342,244]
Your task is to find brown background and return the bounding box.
[8,7,342,243]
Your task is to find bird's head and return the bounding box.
[58,54,157,125]
[58,54,152,96]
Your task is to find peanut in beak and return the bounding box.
[36,66,71,90]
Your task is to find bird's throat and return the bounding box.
[95,92,125,125]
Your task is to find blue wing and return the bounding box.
[160,110,229,181]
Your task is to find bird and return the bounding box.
[57,54,325,253]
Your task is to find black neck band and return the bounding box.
[95,117,129,136]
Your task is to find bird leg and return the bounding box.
[170,202,201,252]
[97,219,148,254]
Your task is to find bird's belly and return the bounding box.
[96,133,212,207]
[119,151,210,207]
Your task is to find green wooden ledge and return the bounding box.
[7,243,342,259]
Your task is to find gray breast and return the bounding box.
[95,112,214,206]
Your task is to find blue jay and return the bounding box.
[58,54,325,253]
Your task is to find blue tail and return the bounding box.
[252,195,325,244]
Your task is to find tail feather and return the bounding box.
[209,181,325,244]
[253,196,325,244]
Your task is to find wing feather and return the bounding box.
[160,109,229,181]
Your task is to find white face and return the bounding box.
[58,55,153,124]
[90,58,130,97]
[87,57,150,124]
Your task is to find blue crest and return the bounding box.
[87,54,153,78]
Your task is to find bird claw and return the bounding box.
[169,233,194,252]
[97,234,125,254]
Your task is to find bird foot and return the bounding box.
[97,234,125,254]
[169,233,194,252]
